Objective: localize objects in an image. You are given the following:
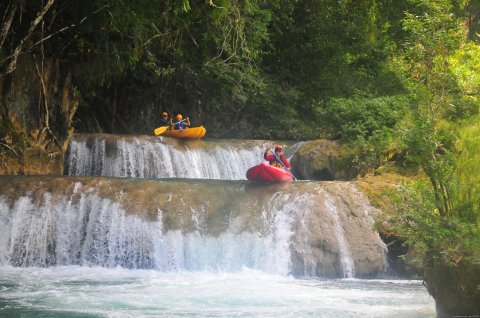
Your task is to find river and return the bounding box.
[0,134,435,316]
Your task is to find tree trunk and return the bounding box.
[0,54,78,175]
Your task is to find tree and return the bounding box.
[0,0,56,76]
[386,0,480,314]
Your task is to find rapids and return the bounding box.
[0,266,435,317]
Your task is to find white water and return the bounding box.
[0,176,395,279]
[324,194,355,278]
[0,266,435,317]
[0,132,437,316]
[66,135,296,179]
[0,186,434,316]
[0,190,295,275]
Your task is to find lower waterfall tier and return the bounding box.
[0,176,386,278]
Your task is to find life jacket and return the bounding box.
[269,157,285,169]
[174,122,187,130]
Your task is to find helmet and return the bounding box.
[162,112,168,116]
[176,114,183,120]
[275,145,284,152]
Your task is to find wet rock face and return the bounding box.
[295,182,387,278]
[424,261,480,317]
[290,140,358,181]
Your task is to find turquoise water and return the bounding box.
[0,266,435,317]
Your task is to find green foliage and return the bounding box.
[387,179,480,277]
[312,95,410,172]
[452,117,480,223]
[394,0,479,214]
[264,0,400,99]
[349,128,398,174]
[449,41,480,99]
[317,95,410,140]
[367,3,480,311]
[384,120,480,311]
[386,96,480,314]
[398,0,467,118]
[2,0,478,141]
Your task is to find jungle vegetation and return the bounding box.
[0,0,479,315]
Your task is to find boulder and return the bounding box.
[290,140,357,180]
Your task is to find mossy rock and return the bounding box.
[0,147,63,175]
[290,140,357,180]
[424,260,480,317]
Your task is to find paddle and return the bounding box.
[153,126,169,136]
[271,150,297,180]
[173,118,188,125]
[172,118,189,131]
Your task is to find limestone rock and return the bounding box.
[290,140,358,180]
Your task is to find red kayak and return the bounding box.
[246,163,293,182]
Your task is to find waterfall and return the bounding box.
[0,183,295,275]
[0,176,387,278]
[66,134,297,179]
[324,195,355,278]
[1,133,389,279]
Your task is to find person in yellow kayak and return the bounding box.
[264,145,291,170]
[172,114,190,130]
[159,112,171,128]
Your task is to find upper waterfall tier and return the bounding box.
[0,176,386,278]
[65,134,303,179]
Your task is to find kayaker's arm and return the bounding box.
[282,157,291,170]
[264,146,273,161]
[264,146,291,171]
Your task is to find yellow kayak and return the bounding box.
[160,126,206,139]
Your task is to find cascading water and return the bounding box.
[0,134,435,317]
[66,134,295,179]
[0,176,387,278]
[324,194,355,278]
[0,179,305,276]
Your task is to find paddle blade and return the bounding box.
[154,126,168,136]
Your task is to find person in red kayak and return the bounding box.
[264,145,291,170]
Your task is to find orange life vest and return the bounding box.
[269,159,285,169]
